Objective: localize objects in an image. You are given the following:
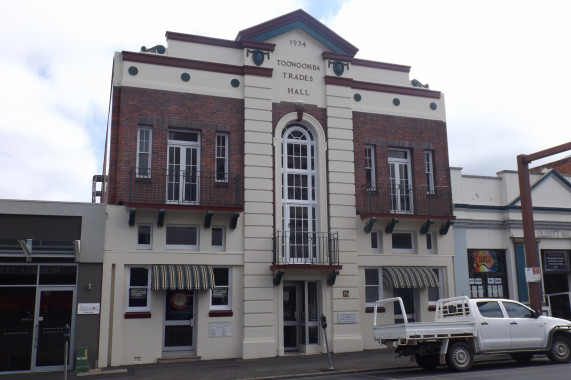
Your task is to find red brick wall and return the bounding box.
[353,112,451,213]
[531,157,571,175]
[108,86,244,205]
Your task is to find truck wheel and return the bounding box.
[415,354,439,370]
[547,335,571,363]
[510,353,534,364]
[446,341,473,371]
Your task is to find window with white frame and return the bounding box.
[127,266,151,312]
[365,145,376,190]
[426,232,436,253]
[428,268,443,305]
[424,150,434,194]
[212,226,225,250]
[166,225,199,249]
[137,127,152,177]
[211,267,231,310]
[137,224,152,249]
[215,133,228,182]
[365,268,383,306]
[371,231,380,252]
[392,232,414,252]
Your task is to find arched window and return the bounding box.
[281,125,317,263]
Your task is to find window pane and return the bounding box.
[169,131,198,142]
[371,232,378,249]
[212,228,224,247]
[166,226,197,246]
[365,269,379,285]
[130,268,148,286]
[129,288,148,307]
[477,301,504,318]
[213,268,229,286]
[366,287,379,303]
[392,233,413,249]
[138,225,151,245]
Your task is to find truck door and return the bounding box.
[475,301,511,350]
[501,301,546,348]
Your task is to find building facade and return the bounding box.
[452,167,571,319]
[98,10,455,367]
[0,199,105,373]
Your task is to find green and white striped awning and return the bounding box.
[382,266,439,289]
[152,265,215,290]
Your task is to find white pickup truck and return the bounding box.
[373,296,571,371]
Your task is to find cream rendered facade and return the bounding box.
[98,10,455,367]
[452,167,571,318]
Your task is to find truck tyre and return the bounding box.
[510,353,533,364]
[446,341,473,371]
[415,354,439,370]
[547,335,571,363]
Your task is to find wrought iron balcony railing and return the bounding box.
[273,231,339,266]
[128,168,241,208]
[362,183,453,217]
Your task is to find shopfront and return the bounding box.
[542,250,571,320]
[0,264,77,372]
[467,249,508,299]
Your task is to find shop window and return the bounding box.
[211,267,231,310]
[365,268,383,306]
[166,225,198,249]
[392,232,414,252]
[136,127,152,177]
[468,249,508,298]
[127,267,151,312]
[137,224,152,249]
[212,227,225,250]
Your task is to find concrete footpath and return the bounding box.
[6,349,511,380]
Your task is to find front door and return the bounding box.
[283,281,320,351]
[34,288,74,369]
[393,288,415,322]
[164,290,194,351]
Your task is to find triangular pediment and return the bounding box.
[236,9,358,56]
[511,169,571,208]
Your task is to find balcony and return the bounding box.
[272,231,339,267]
[127,168,242,211]
[362,183,453,219]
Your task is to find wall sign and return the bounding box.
[337,313,357,324]
[78,303,100,315]
[209,321,232,337]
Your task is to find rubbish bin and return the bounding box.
[75,347,89,373]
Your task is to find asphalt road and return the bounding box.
[294,357,571,380]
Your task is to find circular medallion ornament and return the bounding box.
[170,291,189,310]
[181,73,190,82]
[231,79,240,88]
[354,93,362,102]
[430,102,437,110]
[393,98,401,106]
[252,50,265,66]
[128,66,138,76]
[333,61,345,76]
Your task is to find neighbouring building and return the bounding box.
[0,199,106,373]
[98,9,455,367]
[452,167,571,319]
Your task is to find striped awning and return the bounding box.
[382,266,439,289]
[152,265,215,290]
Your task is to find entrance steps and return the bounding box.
[157,355,201,364]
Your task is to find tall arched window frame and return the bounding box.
[281,125,318,263]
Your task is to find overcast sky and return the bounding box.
[1,0,569,202]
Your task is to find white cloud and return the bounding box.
[1,0,570,202]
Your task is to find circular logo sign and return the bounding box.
[170,291,189,309]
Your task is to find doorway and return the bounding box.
[163,290,195,351]
[393,288,415,323]
[0,286,74,371]
[283,281,320,351]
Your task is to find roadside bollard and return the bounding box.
[321,314,334,370]
[63,324,71,380]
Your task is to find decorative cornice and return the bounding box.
[122,51,272,78]
[242,40,276,51]
[325,76,442,99]
[322,51,354,62]
[166,32,241,49]
[353,58,410,73]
